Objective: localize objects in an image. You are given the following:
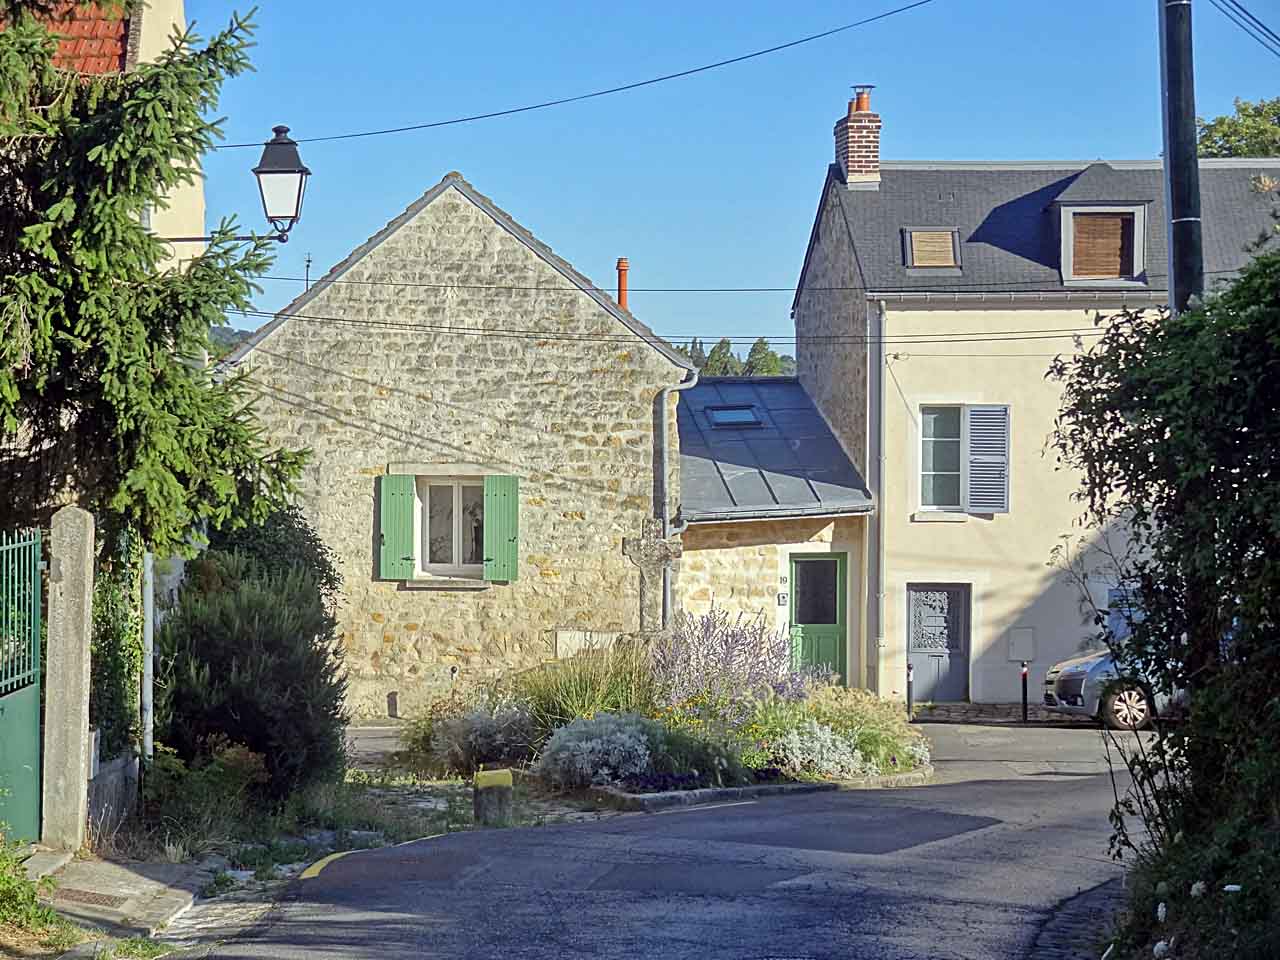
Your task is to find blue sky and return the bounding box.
[189,0,1278,350]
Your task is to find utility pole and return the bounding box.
[1159,0,1204,315]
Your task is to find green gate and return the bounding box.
[0,529,42,843]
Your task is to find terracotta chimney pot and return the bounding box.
[616,257,629,310]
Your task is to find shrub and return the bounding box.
[536,713,658,789]
[653,609,806,710]
[207,504,342,608]
[141,742,269,836]
[805,685,930,772]
[428,700,538,775]
[509,642,661,741]
[650,725,750,788]
[773,719,875,780]
[155,549,349,799]
[0,828,57,929]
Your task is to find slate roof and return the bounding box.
[678,377,873,523]
[797,158,1280,301]
[228,172,693,371]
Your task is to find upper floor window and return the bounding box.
[920,404,1010,514]
[1060,206,1146,284]
[903,228,960,269]
[1072,212,1134,279]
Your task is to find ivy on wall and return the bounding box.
[90,531,144,762]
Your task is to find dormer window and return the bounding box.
[1059,205,1146,284]
[1071,212,1134,279]
[903,228,960,269]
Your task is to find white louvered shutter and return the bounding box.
[965,405,1010,513]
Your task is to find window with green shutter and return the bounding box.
[483,475,519,582]
[377,473,519,582]
[378,475,416,580]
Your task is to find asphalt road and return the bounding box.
[210,724,1128,960]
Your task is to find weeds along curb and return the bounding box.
[586,764,935,812]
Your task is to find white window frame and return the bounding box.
[1059,204,1147,286]
[919,404,966,512]
[413,477,485,578]
[917,404,1010,514]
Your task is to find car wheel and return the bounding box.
[1101,686,1153,730]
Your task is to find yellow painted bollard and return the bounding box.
[473,768,514,826]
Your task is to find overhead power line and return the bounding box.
[1208,0,1280,57]
[253,267,1246,295]
[217,1,937,149]
[227,306,1106,347]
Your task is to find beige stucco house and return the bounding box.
[228,173,695,717]
[790,89,1280,703]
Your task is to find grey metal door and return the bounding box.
[907,583,970,702]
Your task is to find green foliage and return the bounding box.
[675,337,708,368]
[742,337,784,376]
[90,531,144,761]
[205,503,343,607]
[506,643,661,742]
[702,337,743,376]
[1198,96,1280,158]
[0,4,305,552]
[141,742,269,836]
[155,549,349,799]
[0,828,56,930]
[1051,251,1280,958]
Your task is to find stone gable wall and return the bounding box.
[794,183,869,475]
[241,184,684,717]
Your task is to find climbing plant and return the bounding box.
[89,530,144,762]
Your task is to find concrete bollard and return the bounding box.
[473,769,514,827]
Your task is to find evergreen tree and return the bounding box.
[688,336,708,368]
[0,3,304,553]
[702,338,743,376]
[742,337,784,376]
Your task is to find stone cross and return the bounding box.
[623,518,682,637]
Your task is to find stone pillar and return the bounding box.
[623,518,682,639]
[41,506,95,851]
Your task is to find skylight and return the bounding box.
[708,405,763,428]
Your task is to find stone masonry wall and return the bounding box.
[678,518,854,620]
[795,179,869,475]
[242,181,685,717]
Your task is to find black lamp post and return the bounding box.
[162,125,311,244]
[251,126,311,242]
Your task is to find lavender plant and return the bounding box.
[653,609,815,711]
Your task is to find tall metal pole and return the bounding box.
[141,551,155,761]
[1159,0,1204,315]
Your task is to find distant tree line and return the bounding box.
[675,337,795,376]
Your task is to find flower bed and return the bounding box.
[399,610,931,794]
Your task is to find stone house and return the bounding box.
[228,173,694,717]
[788,87,1280,703]
[674,377,872,681]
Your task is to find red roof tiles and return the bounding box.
[8,2,132,74]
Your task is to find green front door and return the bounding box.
[789,553,847,679]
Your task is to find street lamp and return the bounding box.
[161,125,311,244]
[252,125,311,242]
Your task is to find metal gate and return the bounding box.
[0,529,43,842]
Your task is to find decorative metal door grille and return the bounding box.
[908,587,964,653]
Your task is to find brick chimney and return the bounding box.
[835,85,881,190]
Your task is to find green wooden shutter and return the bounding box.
[378,475,416,580]
[483,475,519,582]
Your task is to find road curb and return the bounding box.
[1028,876,1127,959]
[586,764,934,812]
